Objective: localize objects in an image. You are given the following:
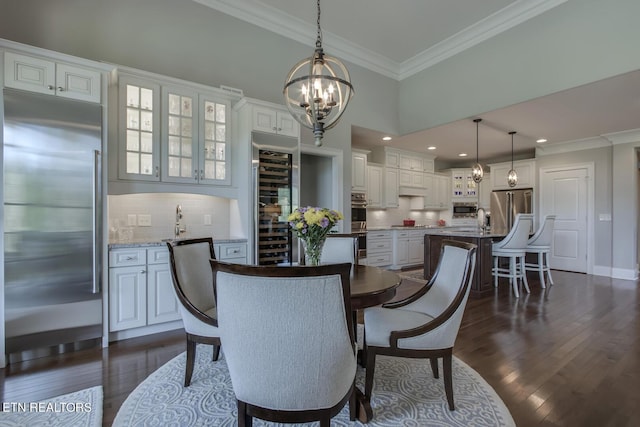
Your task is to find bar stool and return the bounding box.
[525,215,556,288]
[492,214,534,297]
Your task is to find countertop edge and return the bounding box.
[108,238,248,249]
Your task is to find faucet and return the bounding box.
[175,204,186,238]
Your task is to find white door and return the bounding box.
[540,167,589,273]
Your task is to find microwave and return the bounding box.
[452,202,478,218]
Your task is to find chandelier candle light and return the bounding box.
[507,131,518,187]
[283,0,354,146]
[471,118,484,183]
[288,206,343,266]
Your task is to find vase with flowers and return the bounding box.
[288,206,343,266]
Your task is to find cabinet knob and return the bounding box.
[194,169,199,181]
[140,270,146,274]
[200,169,204,180]
[272,127,277,131]
[155,166,159,177]
[47,85,55,91]
[125,256,137,261]
[57,86,65,92]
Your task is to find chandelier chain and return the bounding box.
[315,0,322,48]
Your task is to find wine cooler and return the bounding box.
[252,135,299,265]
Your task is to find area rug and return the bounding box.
[398,268,428,284]
[114,334,514,426]
[0,386,103,427]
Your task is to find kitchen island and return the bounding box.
[423,229,505,298]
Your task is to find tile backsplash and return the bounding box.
[108,193,238,243]
[366,197,450,227]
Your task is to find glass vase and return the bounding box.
[302,237,326,266]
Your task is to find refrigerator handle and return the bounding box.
[93,149,102,294]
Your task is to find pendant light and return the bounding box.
[507,131,518,187]
[283,0,354,146]
[471,118,484,183]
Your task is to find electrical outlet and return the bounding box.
[138,214,152,226]
[204,214,212,225]
[127,214,137,226]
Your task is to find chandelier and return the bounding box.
[283,0,354,146]
[507,131,518,187]
[471,118,484,183]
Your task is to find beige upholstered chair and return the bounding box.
[492,213,534,297]
[166,237,220,387]
[320,234,359,265]
[525,215,556,288]
[212,261,356,427]
[363,240,477,411]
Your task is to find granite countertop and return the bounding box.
[108,237,248,249]
[367,226,505,238]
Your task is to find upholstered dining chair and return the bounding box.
[363,240,477,411]
[492,213,534,298]
[525,215,556,288]
[166,237,220,387]
[211,261,357,427]
[320,234,359,265]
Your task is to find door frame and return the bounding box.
[538,162,594,274]
[299,144,345,232]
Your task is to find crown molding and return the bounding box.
[194,0,566,81]
[399,0,568,80]
[602,128,640,145]
[535,136,611,157]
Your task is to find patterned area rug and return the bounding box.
[398,268,428,284]
[114,333,514,426]
[0,386,102,427]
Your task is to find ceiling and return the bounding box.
[196,0,640,166]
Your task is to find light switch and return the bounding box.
[598,213,612,221]
[127,214,137,226]
[204,214,212,225]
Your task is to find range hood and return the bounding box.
[398,186,425,197]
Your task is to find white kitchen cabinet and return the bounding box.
[451,168,478,198]
[252,105,299,137]
[384,167,399,208]
[488,159,535,190]
[367,164,383,208]
[366,230,392,267]
[352,149,369,192]
[408,230,426,265]
[108,246,179,332]
[4,51,101,103]
[117,71,234,186]
[399,169,424,188]
[478,172,491,209]
[409,173,449,210]
[399,155,423,171]
[215,242,248,264]
[391,229,426,269]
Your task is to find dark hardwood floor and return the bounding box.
[1,270,639,426]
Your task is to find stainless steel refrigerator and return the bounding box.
[490,188,533,235]
[3,89,103,358]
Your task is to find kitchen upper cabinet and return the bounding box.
[4,51,101,103]
[367,164,383,208]
[352,149,369,192]
[399,169,424,188]
[370,147,435,173]
[399,155,423,171]
[451,168,478,198]
[384,167,399,208]
[488,159,535,190]
[478,172,491,209]
[161,86,231,185]
[117,72,233,186]
[252,105,299,137]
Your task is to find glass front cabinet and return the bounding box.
[118,74,231,186]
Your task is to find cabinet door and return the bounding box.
[200,95,231,185]
[216,243,248,264]
[399,169,412,187]
[55,63,101,103]
[408,237,424,264]
[119,76,161,181]
[437,175,451,208]
[422,173,434,208]
[4,51,55,96]
[352,152,367,191]
[252,106,278,133]
[276,112,299,137]
[367,165,383,208]
[147,263,181,325]
[396,238,409,265]
[109,266,147,331]
[384,168,399,208]
[162,86,198,183]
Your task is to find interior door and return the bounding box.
[540,167,588,273]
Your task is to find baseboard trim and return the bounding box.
[611,267,639,281]
[592,265,611,277]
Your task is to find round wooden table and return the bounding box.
[348,264,401,423]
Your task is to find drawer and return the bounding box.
[147,247,169,264]
[394,231,410,238]
[109,248,146,267]
[368,239,392,252]
[367,231,391,239]
[367,252,392,267]
[216,243,247,261]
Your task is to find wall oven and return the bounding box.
[351,192,367,258]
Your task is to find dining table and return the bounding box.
[348,264,401,423]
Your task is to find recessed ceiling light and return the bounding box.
[427,146,436,150]
[536,138,547,143]
[382,136,392,141]
[458,153,468,157]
